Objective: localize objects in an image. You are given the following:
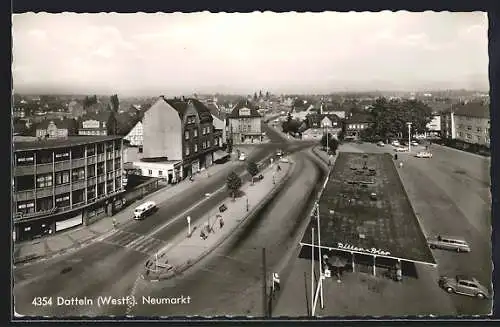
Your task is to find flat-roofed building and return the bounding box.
[13,135,125,242]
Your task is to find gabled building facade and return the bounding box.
[123,121,144,147]
[35,118,77,139]
[227,100,263,144]
[139,96,222,182]
[344,113,373,140]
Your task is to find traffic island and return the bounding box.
[142,160,295,282]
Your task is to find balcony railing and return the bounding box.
[97,175,106,183]
[72,179,86,190]
[87,176,97,187]
[16,190,35,202]
[87,155,97,165]
[54,160,71,171]
[15,165,35,176]
[72,157,86,168]
[54,183,71,195]
[97,153,106,162]
[36,187,53,198]
[36,162,54,174]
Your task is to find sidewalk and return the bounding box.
[142,159,295,281]
[13,158,243,266]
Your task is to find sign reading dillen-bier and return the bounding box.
[337,242,391,256]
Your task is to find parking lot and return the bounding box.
[274,142,492,316]
[340,141,492,315]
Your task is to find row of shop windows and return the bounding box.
[16,141,122,166]
[16,179,122,215]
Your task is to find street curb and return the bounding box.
[147,159,296,281]
[311,146,330,166]
[432,143,491,160]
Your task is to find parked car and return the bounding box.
[377,141,385,147]
[279,157,289,163]
[428,235,471,252]
[410,141,419,146]
[239,153,247,161]
[439,275,489,299]
[276,149,283,156]
[394,147,408,152]
[416,151,433,158]
[391,140,400,146]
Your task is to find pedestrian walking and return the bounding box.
[277,164,282,172]
[219,217,224,229]
[394,154,398,160]
[272,272,281,292]
[200,230,207,240]
[112,218,117,228]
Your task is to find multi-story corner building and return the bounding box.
[227,100,263,144]
[138,96,224,182]
[453,102,490,148]
[13,136,125,242]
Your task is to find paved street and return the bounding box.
[126,150,324,316]
[13,125,315,316]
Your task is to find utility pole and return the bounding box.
[262,247,268,318]
[316,202,324,310]
[304,271,311,316]
[311,227,315,316]
[407,122,412,153]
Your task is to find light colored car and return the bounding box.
[394,147,408,152]
[439,275,489,299]
[428,235,471,252]
[276,149,283,156]
[239,153,247,161]
[410,141,419,146]
[391,140,400,146]
[416,151,433,158]
[279,157,289,163]
[376,141,385,147]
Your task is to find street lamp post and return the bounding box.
[406,122,412,153]
[186,216,191,236]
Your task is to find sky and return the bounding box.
[12,11,489,96]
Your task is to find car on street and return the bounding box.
[416,151,433,158]
[411,141,420,146]
[438,275,489,299]
[279,157,289,163]
[377,141,385,147]
[391,140,400,146]
[239,153,247,161]
[394,147,408,152]
[276,149,283,156]
[428,235,471,252]
[133,201,157,220]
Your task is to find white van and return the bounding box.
[133,201,157,220]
